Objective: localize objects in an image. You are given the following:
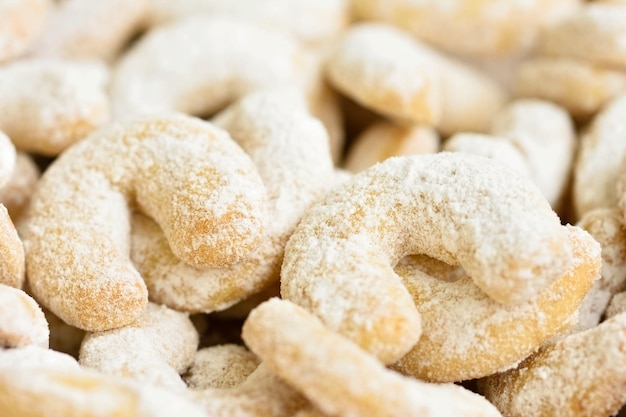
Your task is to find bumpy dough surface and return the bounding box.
[480,312,626,417]
[184,344,260,390]
[21,114,268,331]
[0,204,25,288]
[0,366,208,417]
[326,23,507,134]
[33,0,148,61]
[0,152,40,221]
[392,225,600,382]
[0,131,15,188]
[111,16,314,120]
[0,284,48,348]
[131,90,334,313]
[0,59,110,155]
[79,302,198,391]
[281,153,573,364]
[242,298,503,417]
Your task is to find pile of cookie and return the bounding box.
[1,1,626,416]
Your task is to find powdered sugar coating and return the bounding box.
[147,0,349,45]
[0,204,24,288]
[539,3,626,71]
[0,0,50,62]
[0,367,208,417]
[184,344,260,390]
[516,57,626,120]
[574,94,626,218]
[352,0,579,57]
[79,302,198,391]
[0,131,15,188]
[0,152,40,221]
[325,23,441,125]
[131,90,334,313]
[443,133,530,178]
[243,298,503,417]
[0,284,48,348]
[491,99,576,208]
[32,0,148,61]
[480,312,626,417]
[282,153,572,363]
[0,59,110,156]
[575,208,626,330]
[21,114,268,331]
[111,16,313,120]
[190,365,308,417]
[344,121,440,173]
[392,225,601,382]
[326,23,507,134]
[0,345,79,370]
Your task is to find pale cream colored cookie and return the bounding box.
[79,302,198,391]
[147,0,350,46]
[184,344,260,390]
[574,94,626,218]
[131,90,333,314]
[0,284,48,348]
[0,152,40,222]
[0,0,51,62]
[111,17,315,120]
[32,0,149,61]
[344,121,439,173]
[515,57,626,120]
[480,312,626,417]
[282,153,573,364]
[242,298,503,417]
[0,366,209,417]
[325,23,507,134]
[21,114,268,331]
[0,204,24,288]
[575,208,626,330]
[0,59,110,155]
[352,0,580,58]
[392,225,600,382]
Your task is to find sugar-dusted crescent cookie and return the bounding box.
[32,0,149,61]
[325,23,507,134]
[281,153,573,364]
[190,365,308,417]
[21,114,268,331]
[538,3,626,71]
[0,59,110,155]
[0,131,15,188]
[490,99,576,208]
[391,225,600,382]
[184,344,260,390]
[242,298,503,417]
[352,0,579,58]
[515,57,626,120]
[0,204,24,289]
[0,0,50,62]
[574,94,626,218]
[344,121,439,173]
[0,284,48,348]
[479,312,626,417]
[443,133,531,178]
[131,90,333,314]
[575,208,626,330]
[79,303,198,391]
[111,17,314,120]
[0,152,40,222]
[0,367,208,417]
[147,0,350,46]
[0,345,79,371]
